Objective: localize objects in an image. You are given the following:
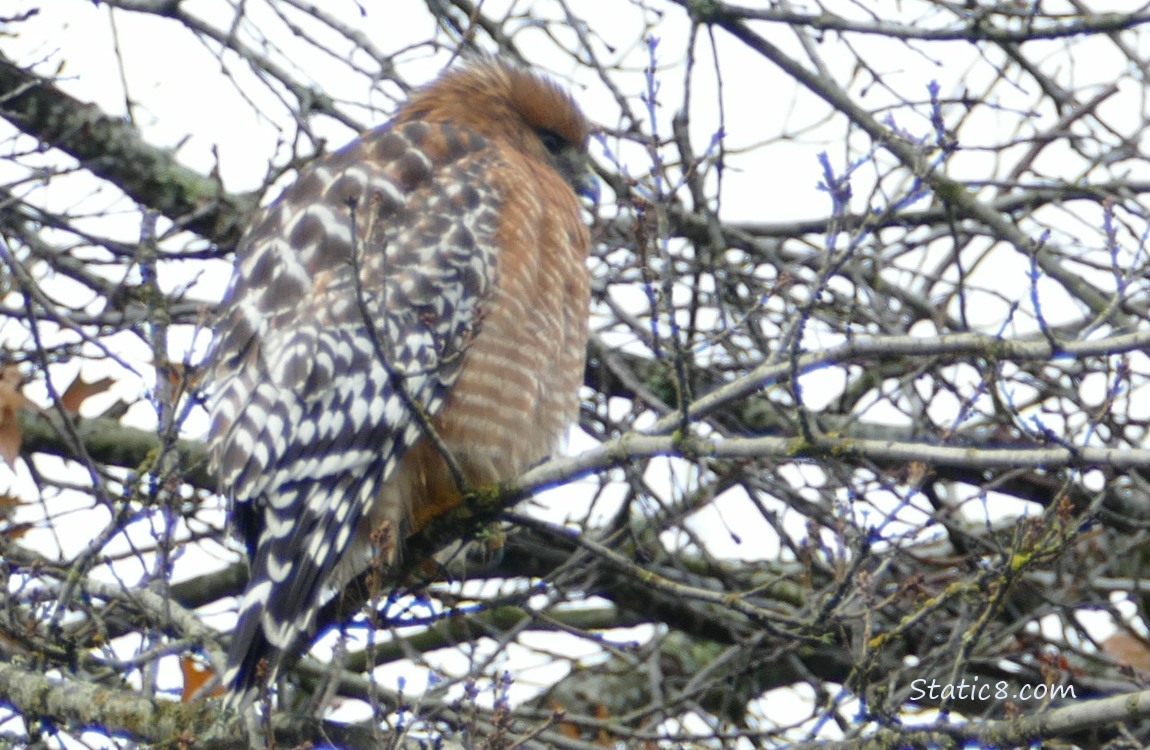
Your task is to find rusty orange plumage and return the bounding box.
[206,59,595,706]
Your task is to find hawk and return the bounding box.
[205,59,596,706]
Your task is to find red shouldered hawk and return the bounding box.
[206,59,595,707]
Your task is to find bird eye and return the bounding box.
[537,128,566,155]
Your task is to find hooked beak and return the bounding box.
[574,163,601,206]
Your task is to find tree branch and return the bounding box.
[0,50,255,247]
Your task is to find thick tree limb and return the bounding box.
[0,50,255,247]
